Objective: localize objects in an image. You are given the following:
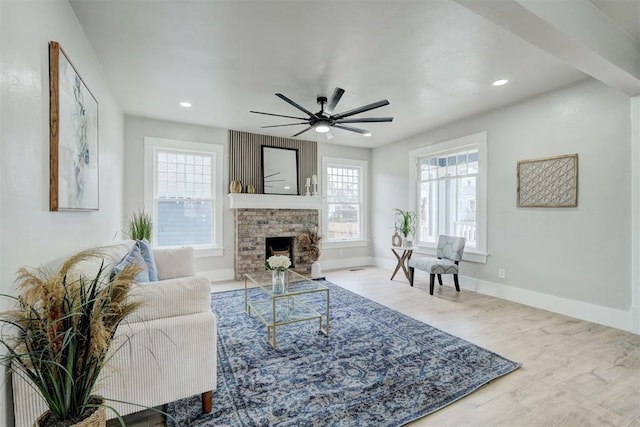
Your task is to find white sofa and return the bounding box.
[12,240,217,426]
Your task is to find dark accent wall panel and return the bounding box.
[228,130,317,194]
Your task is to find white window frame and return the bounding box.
[322,156,368,249]
[409,132,487,263]
[144,136,224,257]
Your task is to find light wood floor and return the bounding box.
[108,266,640,427]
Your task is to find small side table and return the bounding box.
[390,246,416,281]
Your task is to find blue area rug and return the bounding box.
[167,280,520,426]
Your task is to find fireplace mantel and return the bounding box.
[228,193,322,210]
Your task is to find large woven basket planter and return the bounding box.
[34,406,106,427]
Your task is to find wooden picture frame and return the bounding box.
[517,154,578,208]
[49,41,99,211]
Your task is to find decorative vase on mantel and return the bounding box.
[272,269,286,294]
[230,180,242,193]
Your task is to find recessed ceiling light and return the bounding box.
[363,132,372,137]
[492,79,508,87]
[179,101,192,108]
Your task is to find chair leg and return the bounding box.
[409,267,415,286]
[453,274,460,292]
[202,390,213,413]
[429,274,435,295]
[437,274,443,286]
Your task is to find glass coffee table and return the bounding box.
[244,269,330,348]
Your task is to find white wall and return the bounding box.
[372,79,632,324]
[123,116,232,279]
[0,1,126,425]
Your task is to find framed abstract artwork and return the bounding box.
[517,154,578,208]
[49,41,99,211]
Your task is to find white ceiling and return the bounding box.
[69,0,640,148]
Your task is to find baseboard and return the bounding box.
[321,256,375,271]
[460,276,635,333]
[373,258,636,333]
[200,268,235,282]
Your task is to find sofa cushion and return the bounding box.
[135,239,158,281]
[112,245,150,283]
[153,247,195,280]
[127,276,212,322]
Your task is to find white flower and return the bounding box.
[266,255,291,271]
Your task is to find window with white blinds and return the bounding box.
[144,137,223,254]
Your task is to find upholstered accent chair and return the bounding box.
[408,235,466,295]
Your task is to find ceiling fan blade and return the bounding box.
[324,87,345,115]
[333,124,370,134]
[260,122,309,128]
[292,126,313,137]
[332,99,390,120]
[275,93,317,118]
[335,117,394,124]
[250,110,309,120]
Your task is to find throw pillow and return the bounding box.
[136,239,158,281]
[153,246,195,280]
[111,245,150,283]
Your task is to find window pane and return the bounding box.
[156,199,212,247]
[416,146,478,248]
[327,203,360,240]
[155,149,215,247]
[326,163,362,240]
[418,180,437,244]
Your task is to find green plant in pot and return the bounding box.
[393,208,416,247]
[0,249,143,427]
[127,208,152,241]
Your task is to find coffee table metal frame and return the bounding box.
[244,269,329,348]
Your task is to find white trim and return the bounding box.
[143,136,224,253]
[322,239,369,249]
[320,256,375,271]
[228,193,322,210]
[459,276,635,334]
[321,156,368,243]
[632,96,640,334]
[373,256,636,333]
[409,131,487,256]
[200,268,235,283]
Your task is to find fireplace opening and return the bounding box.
[265,236,295,267]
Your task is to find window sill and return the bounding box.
[412,246,488,264]
[194,247,224,258]
[323,240,369,249]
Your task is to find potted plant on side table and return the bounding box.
[394,208,416,247]
[0,249,143,427]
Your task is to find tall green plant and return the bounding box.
[128,208,152,241]
[0,249,142,425]
[393,208,416,238]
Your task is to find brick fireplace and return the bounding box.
[234,207,319,280]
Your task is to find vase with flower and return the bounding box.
[265,255,291,294]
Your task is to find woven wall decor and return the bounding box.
[517,154,578,208]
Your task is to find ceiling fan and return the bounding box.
[250,87,393,138]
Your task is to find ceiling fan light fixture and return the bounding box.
[314,122,331,133]
[492,79,508,87]
[363,132,372,137]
